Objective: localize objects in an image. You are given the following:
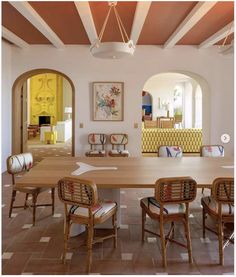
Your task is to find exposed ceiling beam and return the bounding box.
[74,1,97,44]
[2,26,29,48]
[199,21,234,49]
[9,1,64,49]
[164,1,217,48]
[130,1,151,45]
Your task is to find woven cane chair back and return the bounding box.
[212,178,234,204]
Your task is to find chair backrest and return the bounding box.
[88,133,106,145]
[155,177,197,205]
[58,177,98,209]
[144,120,157,128]
[200,145,224,157]
[212,178,234,205]
[158,146,183,157]
[7,152,33,175]
[160,118,174,128]
[110,134,128,145]
[174,114,182,124]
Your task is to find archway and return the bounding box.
[141,71,210,154]
[12,69,75,156]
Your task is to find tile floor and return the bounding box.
[2,171,234,275]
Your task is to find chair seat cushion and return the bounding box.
[70,201,116,219]
[109,150,130,156]
[201,196,234,215]
[141,197,185,215]
[86,150,106,156]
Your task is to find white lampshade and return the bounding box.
[64,107,72,114]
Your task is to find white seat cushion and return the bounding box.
[201,196,234,215]
[141,197,185,215]
[110,149,129,154]
[87,150,105,155]
[70,201,116,219]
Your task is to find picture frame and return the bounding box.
[93,82,124,121]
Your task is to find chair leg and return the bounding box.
[184,218,193,264]
[32,193,38,226]
[9,190,17,218]
[86,224,94,273]
[202,188,204,194]
[160,219,167,267]
[62,218,70,264]
[142,208,146,242]
[202,208,206,239]
[24,193,29,209]
[171,221,175,239]
[112,212,117,248]
[51,188,55,215]
[218,220,224,265]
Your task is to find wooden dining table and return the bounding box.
[16,156,234,189]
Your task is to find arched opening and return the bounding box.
[12,69,75,158]
[141,71,209,155]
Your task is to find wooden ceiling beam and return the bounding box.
[2,26,29,48]
[164,1,217,48]
[130,1,151,45]
[9,1,64,49]
[74,1,97,44]
[199,21,234,49]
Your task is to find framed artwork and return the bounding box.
[93,82,124,121]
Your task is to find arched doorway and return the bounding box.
[12,69,75,157]
[141,71,210,155]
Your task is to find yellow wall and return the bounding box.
[29,73,63,125]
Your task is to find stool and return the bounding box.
[45,131,57,144]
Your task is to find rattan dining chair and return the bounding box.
[201,177,234,265]
[200,145,224,193]
[58,177,117,273]
[158,145,183,157]
[85,133,107,157]
[7,152,55,226]
[108,133,130,157]
[140,177,197,267]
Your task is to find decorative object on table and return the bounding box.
[108,133,130,157]
[200,145,224,193]
[58,177,117,273]
[158,145,183,157]
[90,1,135,59]
[93,82,124,121]
[201,177,234,265]
[44,131,57,144]
[6,152,55,226]
[85,133,107,157]
[71,162,117,176]
[64,106,72,120]
[140,177,197,267]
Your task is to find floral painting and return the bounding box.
[93,82,124,121]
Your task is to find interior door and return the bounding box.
[21,81,28,153]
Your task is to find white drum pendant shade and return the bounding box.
[90,2,135,59]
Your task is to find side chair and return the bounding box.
[140,177,197,267]
[7,152,55,225]
[158,145,183,157]
[108,133,130,157]
[85,133,107,157]
[57,177,117,273]
[201,177,234,265]
[200,145,224,193]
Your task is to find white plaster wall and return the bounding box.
[1,42,12,172]
[1,45,234,171]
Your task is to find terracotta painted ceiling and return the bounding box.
[2,1,234,46]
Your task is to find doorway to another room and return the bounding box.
[142,72,203,156]
[12,70,75,163]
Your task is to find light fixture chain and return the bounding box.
[114,6,125,42]
[98,5,112,41]
[220,26,232,49]
[114,6,130,42]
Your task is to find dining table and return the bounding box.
[16,156,234,234]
